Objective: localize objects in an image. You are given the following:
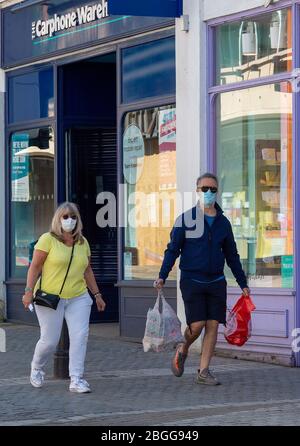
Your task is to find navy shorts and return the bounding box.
[180,278,227,326]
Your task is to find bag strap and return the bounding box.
[58,243,75,295]
[40,243,75,296]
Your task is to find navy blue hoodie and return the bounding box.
[159,203,248,289]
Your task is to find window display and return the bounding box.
[216,82,293,288]
[123,105,177,280]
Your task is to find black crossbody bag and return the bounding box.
[34,243,75,310]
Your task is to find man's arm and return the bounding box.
[158,223,185,283]
[223,222,248,290]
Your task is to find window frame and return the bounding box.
[8,125,55,279]
[207,1,299,294]
[7,67,54,125]
[120,102,177,281]
[5,65,56,281]
[117,31,176,283]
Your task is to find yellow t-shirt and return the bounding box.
[34,232,91,299]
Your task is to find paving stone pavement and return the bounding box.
[1,322,300,426]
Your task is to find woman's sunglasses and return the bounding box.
[197,186,218,194]
[62,214,77,220]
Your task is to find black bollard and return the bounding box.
[53,319,69,379]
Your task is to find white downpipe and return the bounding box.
[175,0,205,353]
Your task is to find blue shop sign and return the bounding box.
[108,0,182,17]
[2,0,176,68]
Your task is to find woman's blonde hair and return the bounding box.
[50,202,84,244]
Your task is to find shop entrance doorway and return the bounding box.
[60,53,118,323]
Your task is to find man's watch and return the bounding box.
[94,292,102,298]
[25,287,33,293]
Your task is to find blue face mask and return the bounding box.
[200,190,217,206]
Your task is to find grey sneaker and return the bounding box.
[196,368,221,386]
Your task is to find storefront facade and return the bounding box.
[1,0,300,367]
[0,0,178,334]
[199,0,300,366]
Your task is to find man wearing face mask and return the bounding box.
[154,173,249,386]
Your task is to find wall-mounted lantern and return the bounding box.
[270,11,287,52]
[239,21,258,65]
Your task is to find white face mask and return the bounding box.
[61,217,77,233]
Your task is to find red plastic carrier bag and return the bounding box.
[224,295,256,347]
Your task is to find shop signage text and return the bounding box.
[32,0,108,40]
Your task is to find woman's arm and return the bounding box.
[22,249,48,309]
[84,259,106,312]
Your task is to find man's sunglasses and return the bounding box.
[197,186,218,194]
[62,214,77,220]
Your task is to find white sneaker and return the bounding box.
[69,377,91,393]
[78,378,90,388]
[30,368,45,388]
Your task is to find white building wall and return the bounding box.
[175,0,207,351]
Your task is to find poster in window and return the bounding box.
[159,108,176,191]
[11,133,30,202]
[123,124,145,185]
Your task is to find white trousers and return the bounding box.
[31,292,93,378]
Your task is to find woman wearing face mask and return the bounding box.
[154,173,249,386]
[22,202,106,393]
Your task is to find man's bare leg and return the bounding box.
[180,321,206,355]
[199,320,219,371]
[197,320,221,385]
[171,321,206,377]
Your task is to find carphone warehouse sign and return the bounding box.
[3,0,174,68]
[32,0,109,40]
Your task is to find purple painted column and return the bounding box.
[292,1,300,366]
[206,24,217,172]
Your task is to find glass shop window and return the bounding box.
[216,82,293,288]
[122,37,175,103]
[10,127,55,278]
[215,9,292,85]
[8,68,54,124]
[123,105,177,280]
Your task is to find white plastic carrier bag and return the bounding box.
[143,290,184,352]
